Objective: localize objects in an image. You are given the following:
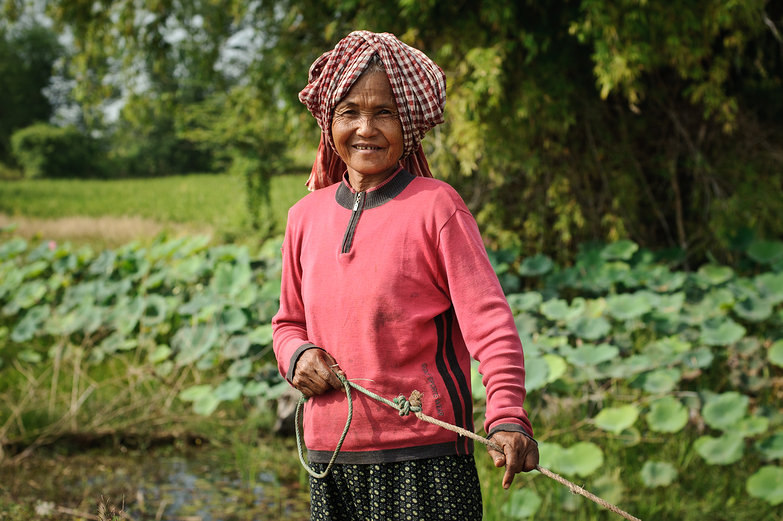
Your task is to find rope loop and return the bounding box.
[393,395,420,416]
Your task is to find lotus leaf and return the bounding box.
[170,255,207,282]
[111,297,144,335]
[501,488,542,519]
[45,309,86,336]
[755,432,783,460]
[4,280,48,314]
[697,264,734,286]
[654,292,685,313]
[0,237,27,259]
[173,324,219,366]
[558,442,604,477]
[148,345,172,364]
[747,240,783,265]
[734,416,769,438]
[589,261,632,292]
[769,340,783,368]
[518,254,553,276]
[682,347,714,370]
[193,394,221,416]
[694,433,744,465]
[506,292,543,313]
[543,354,567,382]
[11,305,49,342]
[733,295,773,322]
[536,336,569,350]
[646,396,688,433]
[591,473,626,506]
[264,380,291,400]
[702,392,749,430]
[222,335,252,359]
[640,461,677,487]
[258,278,282,300]
[594,405,639,434]
[601,240,638,260]
[100,331,137,353]
[645,268,686,292]
[523,356,549,391]
[699,317,746,346]
[88,250,116,276]
[214,379,244,401]
[637,368,681,394]
[746,466,783,506]
[606,293,652,320]
[242,380,270,397]
[755,272,783,303]
[211,260,252,297]
[17,349,42,363]
[142,295,168,325]
[248,324,274,346]
[21,260,48,279]
[220,306,248,333]
[565,343,619,367]
[568,316,611,341]
[540,298,575,321]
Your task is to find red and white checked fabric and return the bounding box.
[299,31,447,190]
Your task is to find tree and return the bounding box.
[0,23,63,163]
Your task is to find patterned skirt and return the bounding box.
[308,455,482,521]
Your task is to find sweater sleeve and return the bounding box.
[437,209,533,437]
[272,209,317,382]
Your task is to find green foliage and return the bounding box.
[0,24,63,163]
[640,461,677,488]
[10,123,104,178]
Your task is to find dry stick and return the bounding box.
[316,373,641,521]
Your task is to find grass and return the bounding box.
[0,173,310,246]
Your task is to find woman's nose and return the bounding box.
[355,115,377,136]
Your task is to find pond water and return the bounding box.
[0,440,310,520]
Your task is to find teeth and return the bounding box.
[355,146,380,150]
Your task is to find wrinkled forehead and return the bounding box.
[335,70,398,111]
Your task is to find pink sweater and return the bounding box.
[272,168,532,464]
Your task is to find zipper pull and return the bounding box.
[353,192,361,211]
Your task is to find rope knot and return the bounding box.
[393,390,423,416]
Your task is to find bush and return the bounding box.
[10,123,105,179]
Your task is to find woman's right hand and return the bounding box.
[292,348,345,397]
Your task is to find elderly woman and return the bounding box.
[272,31,538,520]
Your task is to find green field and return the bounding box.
[0,173,310,242]
[1,176,782,520]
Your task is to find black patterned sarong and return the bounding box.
[308,455,482,521]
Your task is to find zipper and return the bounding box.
[340,192,365,254]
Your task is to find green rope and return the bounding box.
[295,374,353,479]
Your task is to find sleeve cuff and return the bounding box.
[286,343,320,382]
[487,423,537,445]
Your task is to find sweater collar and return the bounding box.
[335,168,416,210]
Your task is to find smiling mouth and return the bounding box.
[353,145,382,151]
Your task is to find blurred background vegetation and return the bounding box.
[1,0,780,263]
[1,1,782,520]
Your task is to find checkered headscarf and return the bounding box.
[299,31,446,190]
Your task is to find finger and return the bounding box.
[502,445,522,489]
[523,445,540,472]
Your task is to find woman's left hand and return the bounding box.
[487,431,539,489]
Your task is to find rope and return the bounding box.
[294,375,642,521]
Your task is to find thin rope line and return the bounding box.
[294,375,642,521]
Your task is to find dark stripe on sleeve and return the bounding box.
[435,310,467,455]
[443,308,474,454]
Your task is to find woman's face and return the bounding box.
[331,71,404,188]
